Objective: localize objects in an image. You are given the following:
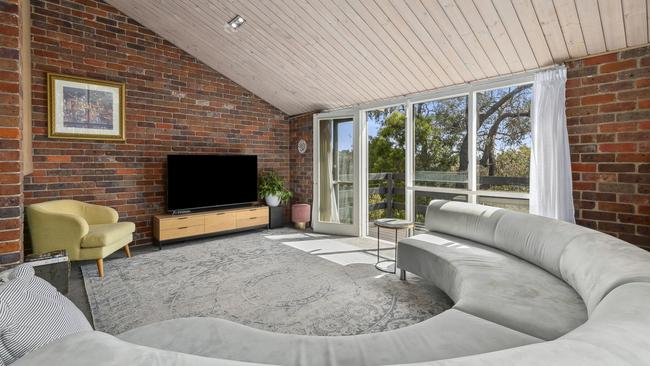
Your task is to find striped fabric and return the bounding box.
[0,265,92,365]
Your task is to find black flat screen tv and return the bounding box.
[167,154,258,212]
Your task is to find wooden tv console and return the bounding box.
[153,205,269,249]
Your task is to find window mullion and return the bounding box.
[468,91,477,203]
[405,101,414,222]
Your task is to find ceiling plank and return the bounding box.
[598,0,628,50]
[418,0,489,78]
[373,0,452,86]
[260,0,384,101]
[438,0,511,75]
[511,0,555,66]
[454,0,522,74]
[363,0,444,87]
[553,0,589,58]
[575,0,608,53]
[488,0,540,69]
[531,0,571,62]
[622,0,649,46]
[299,0,411,94]
[393,0,470,83]
[314,0,415,92]
[344,0,434,91]
[335,0,430,91]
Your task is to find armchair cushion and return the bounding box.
[81,222,136,249]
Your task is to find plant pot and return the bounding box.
[265,195,281,207]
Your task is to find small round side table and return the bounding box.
[374,218,414,274]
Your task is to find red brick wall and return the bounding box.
[566,45,650,250]
[24,0,289,247]
[289,113,313,206]
[0,0,23,265]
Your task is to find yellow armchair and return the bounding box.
[26,200,135,277]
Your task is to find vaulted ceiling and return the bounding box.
[106,0,649,115]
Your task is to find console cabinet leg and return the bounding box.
[400,269,406,281]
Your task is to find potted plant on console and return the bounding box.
[258,172,292,228]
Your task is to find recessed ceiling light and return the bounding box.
[228,15,245,30]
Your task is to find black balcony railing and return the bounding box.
[368,172,528,221]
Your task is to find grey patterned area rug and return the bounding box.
[82,228,452,336]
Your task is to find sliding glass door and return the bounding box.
[312,114,359,236]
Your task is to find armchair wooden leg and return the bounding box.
[96,258,104,278]
[123,243,131,258]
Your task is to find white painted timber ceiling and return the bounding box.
[106,0,650,115]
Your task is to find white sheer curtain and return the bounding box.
[530,67,575,223]
[319,120,340,223]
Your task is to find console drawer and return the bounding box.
[236,207,269,228]
[159,225,204,240]
[158,215,204,231]
[204,212,237,233]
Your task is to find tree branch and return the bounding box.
[478,85,529,127]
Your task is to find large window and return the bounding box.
[355,75,534,237]
[476,85,532,193]
[410,83,533,220]
[413,96,468,189]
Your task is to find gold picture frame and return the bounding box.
[47,73,126,141]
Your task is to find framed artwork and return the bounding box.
[47,73,125,141]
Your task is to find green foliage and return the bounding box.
[494,146,531,178]
[258,172,292,204]
[368,110,406,174]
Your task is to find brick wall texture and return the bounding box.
[23,0,290,247]
[566,46,650,250]
[0,0,24,264]
[289,113,313,206]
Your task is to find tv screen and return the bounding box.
[167,154,258,212]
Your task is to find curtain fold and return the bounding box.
[530,67,575,223]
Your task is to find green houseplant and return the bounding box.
[258,172,292,207]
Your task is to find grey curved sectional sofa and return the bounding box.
[14,200,650,365]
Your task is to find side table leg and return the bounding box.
[400,269,406,281]
[376,225,380,264]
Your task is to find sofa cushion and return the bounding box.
[398,232,587,340]
[0,266,92,365]
[81,222,135,248]
[493,210,593,278]
[559,233,650,314]
[118,311,540,366]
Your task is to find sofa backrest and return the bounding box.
[424,200,506,246]
[424,200,650,314]
[425,200,582,277]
